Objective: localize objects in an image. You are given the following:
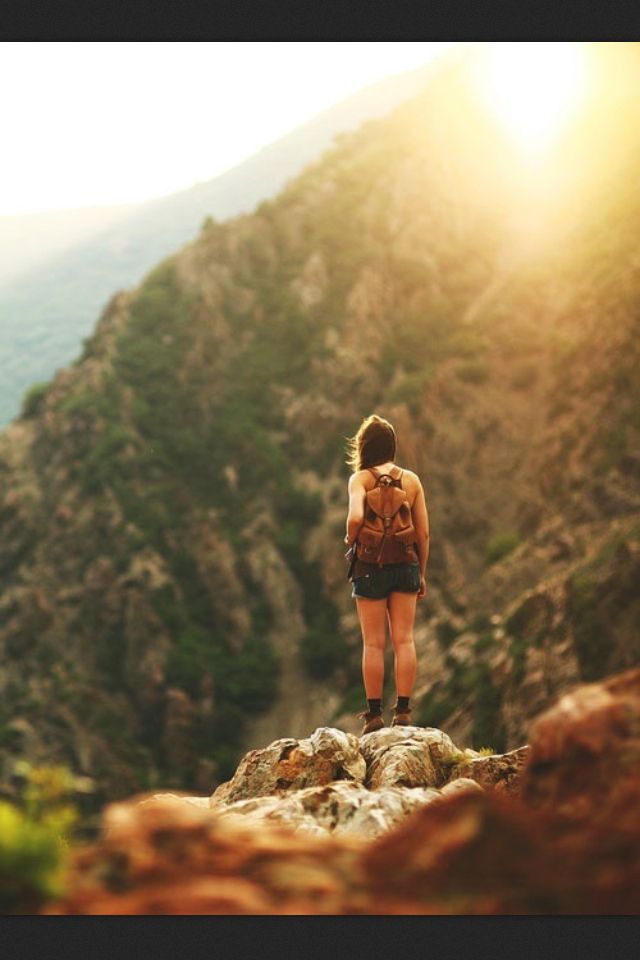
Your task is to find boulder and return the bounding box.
[521,666,640,817]
[449,746,530,796]
[437,777,484,800]
[361,726,467,789]
[210,727,365,805]
[361,789,553,914]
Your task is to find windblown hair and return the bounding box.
[345,414,397,473]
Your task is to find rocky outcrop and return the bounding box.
[202,727,480,839]
[448,745,530,797]
[206,726,483,838]
[45,668,640,914]
[213,725,478,791]
[210,725,481,811]
[210,728,366,805]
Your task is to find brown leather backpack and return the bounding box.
[355,466,419,566]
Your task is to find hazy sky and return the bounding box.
[1,42,461,216]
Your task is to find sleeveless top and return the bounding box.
[350,465,415,580]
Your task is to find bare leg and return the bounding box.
[355,597,388,698]
[387,591,418,698]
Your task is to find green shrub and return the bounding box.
[20,381,50,419]
[474,631,497,655]
[416,689,456,728]
[299,605,347,681]
[471,664,506,752]
[215,636,281,712]
[436,620,459,651]
[387,369,434,415]
[485,531,521,565]
[508,634,528,684]
[165,616,280,711]
[568,570,610,681]
[504,602,530,637]
[165,624,215,696]
[438,747,469,776]
[0,762,89,914]
[334,682,368,720]
[456,358,489,384]
[57,388,98,418]
[0,801,66,914]
[274,486,322,527]
[274,521,348,684]
[81,423,135,494]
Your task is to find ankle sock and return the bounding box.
[396,696,411,712]
[367,698,382,716]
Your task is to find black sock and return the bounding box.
[367,698,382,716]
[396,696,410,712]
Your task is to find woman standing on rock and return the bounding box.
[344,414,429,734]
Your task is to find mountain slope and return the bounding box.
[0,60,444,428]
[1,43,640,804]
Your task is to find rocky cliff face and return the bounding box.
[44,667,640,914]
[1,44,640,801]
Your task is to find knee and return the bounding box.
[363,636,386,654]
[391,631,414,651]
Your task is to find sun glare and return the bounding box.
[475,42,589,154]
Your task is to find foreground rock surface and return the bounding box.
[521,667,640,815]
[45,668,640,914]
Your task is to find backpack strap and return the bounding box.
[367,465,403,487]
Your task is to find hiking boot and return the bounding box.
[357,711,385,735]
[391,707,413,727]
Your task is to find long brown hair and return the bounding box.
[345,414,397,472]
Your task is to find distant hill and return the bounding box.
[0,204,137,289]
[0,59,442,427]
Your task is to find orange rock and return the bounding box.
[522,666,640,816]
[450,746,529,796]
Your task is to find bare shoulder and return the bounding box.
[348,469,369,491]
[401,468,424,490]
[400,468,427,509]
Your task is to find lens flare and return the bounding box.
[474,42,589,154]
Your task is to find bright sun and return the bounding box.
[474,42,589,154]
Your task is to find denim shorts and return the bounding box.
[351,563,421,600]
